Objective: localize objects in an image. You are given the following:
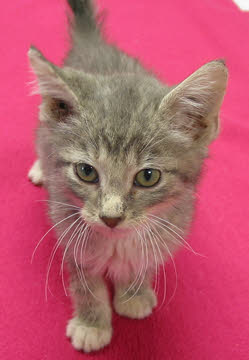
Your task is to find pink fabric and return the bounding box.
[1,0,248,359]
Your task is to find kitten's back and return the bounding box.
[66,0,148,76]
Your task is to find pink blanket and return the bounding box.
[1,1,248,359]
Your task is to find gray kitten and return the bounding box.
[28,0,228,353]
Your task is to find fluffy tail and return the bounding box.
[67,0,97,32]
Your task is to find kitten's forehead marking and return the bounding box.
[59,147,93,164]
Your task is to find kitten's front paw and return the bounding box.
[28,160,43,186]
[114,287,157,319]
[66,317,112,353]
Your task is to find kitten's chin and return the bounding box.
[93,223,133,239]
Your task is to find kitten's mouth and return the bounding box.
[93,223,133,238]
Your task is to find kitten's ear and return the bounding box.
[28,46,79,121]
[158,60,228,146]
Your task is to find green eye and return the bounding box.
[134,169,161,188]
[75,163,99,183]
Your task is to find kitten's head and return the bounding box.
[29,47,228,236]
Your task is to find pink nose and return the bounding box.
[100,216,123,228]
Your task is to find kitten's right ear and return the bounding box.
[28,46,79,121]
[158,60,228,147]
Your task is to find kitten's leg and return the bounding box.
[67,272,112,353]
[28,159,43,185]
[113,275,157,319]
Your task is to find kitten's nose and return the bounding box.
[100,216,123,228]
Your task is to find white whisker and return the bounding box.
[141,218,159,293]
[120,225,145,298]
[147,219,178,307]
[36,199,81,210]
[122,226,149,304]
[45,215,80,300]
[31,211,80,263]
[73,224,88,289]
[77,226,104,303]
[143,220,167,308]
[149,214,184,233]
[149,217,203,256]
[60,219,84,296]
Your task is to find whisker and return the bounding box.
[138,132,163,154]
[147,219,178,308]
[149,217,203,256]
[77,226,105,303]
[36,200,81,210]
[76,225,89,286]
[60,219,84,296]
[31,211,81,263]
[141,217,159,294]
[122,226,149,304]
[120,225,145,298]
[79,227,91,290]
[149,214,184,233]
[45,215,80,300]
[73,224,88,290]
[143,220,167,308]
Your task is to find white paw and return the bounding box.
[66,317,112,353]
[28,160,43,185]
[114,288,157,319]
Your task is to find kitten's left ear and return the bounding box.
[158,60,228,146]
[28,46,79,121]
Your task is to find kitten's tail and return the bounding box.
[67,0,97,32]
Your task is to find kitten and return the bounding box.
[28,0,228,353]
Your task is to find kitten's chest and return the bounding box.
[77,235,154,282]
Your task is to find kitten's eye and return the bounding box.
[75,163,99,183]
[134,169,161,188]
